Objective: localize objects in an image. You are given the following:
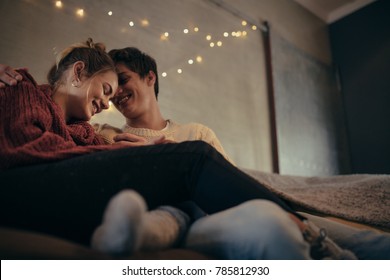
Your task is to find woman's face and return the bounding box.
[66,70,118,121]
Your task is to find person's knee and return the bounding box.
[190,140,218,155]
[188,200,291,240]
[234,200,294,237]
[185,200,309,259]
[236,200,287,221]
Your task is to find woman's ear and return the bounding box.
[70,61,85,87]
[73,61,85,81]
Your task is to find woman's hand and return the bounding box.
[112,133,173,147]
[0,64,24,88]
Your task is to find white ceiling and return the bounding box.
[293,0,377,23]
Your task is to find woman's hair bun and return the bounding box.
[86,38,106,52]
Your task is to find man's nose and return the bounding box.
[116,87,123,95]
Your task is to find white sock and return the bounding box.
[91,190,146,255]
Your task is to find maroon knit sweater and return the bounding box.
[0,70,120,170]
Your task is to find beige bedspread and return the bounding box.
[243,169,390,230]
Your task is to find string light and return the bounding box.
[160,32,169,41]
[141,19,149,26]
[76,8,84,17]
[48,2,260,79]
[55,1,63,8]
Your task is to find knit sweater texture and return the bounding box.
[0,70,118,170]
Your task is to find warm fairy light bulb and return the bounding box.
[183,28,189,34]
[231,31,236,37]
[206,35,212,41]
[196,56,202,63]
[194,27,199,32]
[188,59,194,65]
[242,31,247,36]
[55,1,62,8]
[162,72,167,77]
[129,21,134,27]
[210,42,215,47]
[177,69,182,74]
[223,32,229,37]
[242,20,247,26]
[217,41,222,47]
[141,19,149,26]
[108,11,113,16]
[160,32,169,40]
[252,25,257,31]
[76,9,84,17]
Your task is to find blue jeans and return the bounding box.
[301,213,390,260]
[184,200,311,259]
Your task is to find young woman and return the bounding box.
[0,41,353,259]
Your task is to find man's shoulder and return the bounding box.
[178,121,211,131]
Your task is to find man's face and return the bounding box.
[111,63,155,119]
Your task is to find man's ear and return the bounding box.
[146,70,156,86]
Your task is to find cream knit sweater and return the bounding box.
[93,120,233,163]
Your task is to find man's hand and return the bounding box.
[0,64,23,88]
[112,133,173,147]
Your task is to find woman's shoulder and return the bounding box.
[1,69,51,99]
[15,69,39,87]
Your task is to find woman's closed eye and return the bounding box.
[103,83,113,96]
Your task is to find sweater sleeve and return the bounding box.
[0,75,120,170]
[199,125,235,165]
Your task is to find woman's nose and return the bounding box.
[101,98,110,110]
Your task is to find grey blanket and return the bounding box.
[243,169,390,230]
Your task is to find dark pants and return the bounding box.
[0,141,294,245]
